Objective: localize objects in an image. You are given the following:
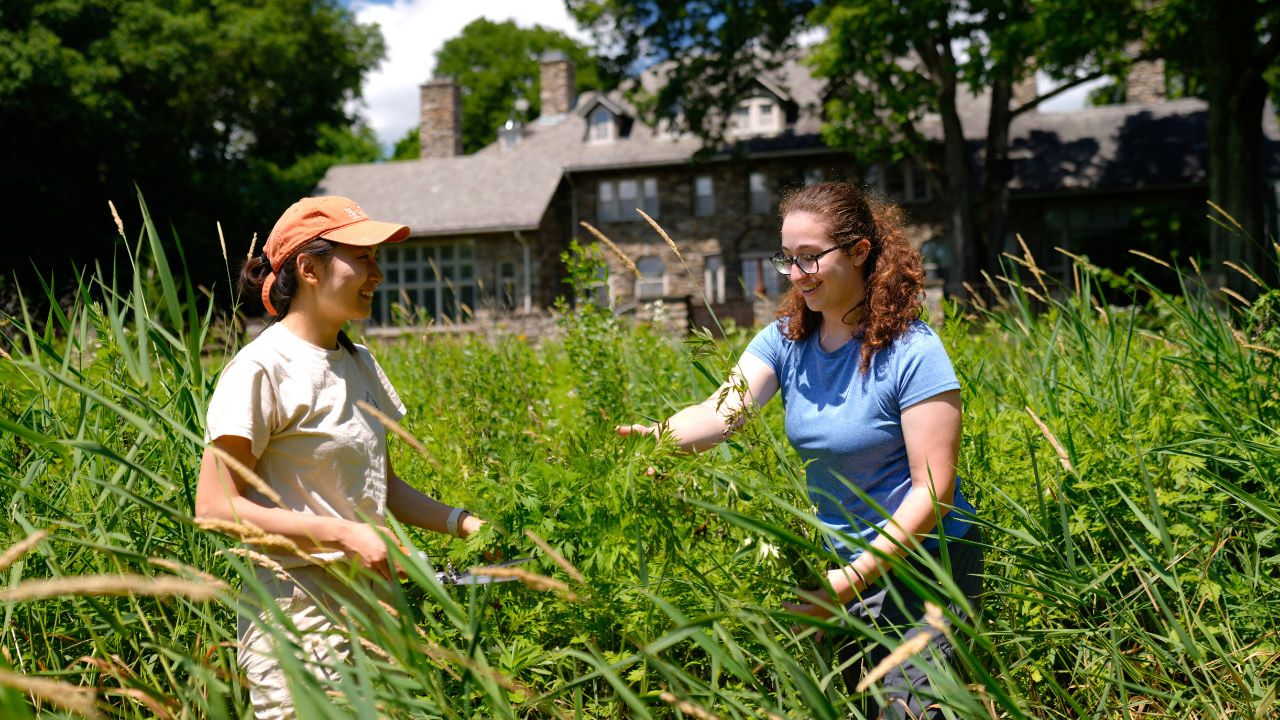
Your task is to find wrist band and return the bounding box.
[446,507,469,538]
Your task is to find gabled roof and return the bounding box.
[315,148,564,236]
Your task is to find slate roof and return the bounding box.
[315,61,1280,235]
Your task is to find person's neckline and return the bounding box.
[270,321,346,360]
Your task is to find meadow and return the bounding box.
[0,198,1277,718]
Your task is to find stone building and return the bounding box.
[315,53,1280,331]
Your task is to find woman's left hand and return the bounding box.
[783,566,862,621]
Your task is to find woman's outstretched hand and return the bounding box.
[615,423,657,437]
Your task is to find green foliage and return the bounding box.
[0,0,385,294]
[432,18,600,154]
[0,201,1278,717]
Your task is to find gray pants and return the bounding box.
[837,529,985,719]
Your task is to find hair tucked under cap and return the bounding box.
[259,196,410,316]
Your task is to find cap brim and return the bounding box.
[321,219,411,246]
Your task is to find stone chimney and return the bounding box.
[1011,72,1039,111]
[1125,58,1166,104]
[539,51,575,121]
[419,78,461,159]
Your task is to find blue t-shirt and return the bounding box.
[745,319,975,559]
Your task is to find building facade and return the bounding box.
[315,54,1279,332]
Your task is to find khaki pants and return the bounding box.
[238,564,384,719]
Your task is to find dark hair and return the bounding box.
[775,182,924,372]
[238,238,357,353]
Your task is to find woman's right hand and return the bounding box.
[336,521,403,579]
[616,423,657,437]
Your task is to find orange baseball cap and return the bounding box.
[260,196,410,316]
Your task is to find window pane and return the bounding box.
[387,268,399,283]
[750,172,766,192]
[384,247,399,263]
[757,100,777,128]
[403,247,418,263]
[696,176,713,196]
[405,267,418,283]
[618,180,638,200]
[643,177,657,199]
[598,181,615,201]
[440,244,454,261]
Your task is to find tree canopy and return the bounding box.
[570,0,1280,290]
[393,18,599,160]
[0,0,385,292]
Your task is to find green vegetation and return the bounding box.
[0,0,385,291]
[0,199,1277,717]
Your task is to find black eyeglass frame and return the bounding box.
[770,237,864,276]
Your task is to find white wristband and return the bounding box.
[446,507,468,538]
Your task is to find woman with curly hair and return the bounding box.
[618,181,982,718]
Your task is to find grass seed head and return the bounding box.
[0,573,223,602]
[0,529,49,572]
[579,221,640,278]
[0,667,99,718]
[108,200,125,239]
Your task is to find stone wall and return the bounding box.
[419,79,462,159]
[577,153,864,309]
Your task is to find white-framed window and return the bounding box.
[589,106,615,143]
[635,256,666,299]
[865,160,931,203]
[694,175,715,217]
[704,254,725,303]
[741,252,785,297]
[598,177,660,223]
[704,253,784,302]
[730,96,782,136]
[373,241,476,324]
[497,260,518,311]
[749,172,772,214]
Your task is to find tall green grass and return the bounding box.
[0,197,1276,718]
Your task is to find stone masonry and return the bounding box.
[539,52,576,119]
[420,78,462,159]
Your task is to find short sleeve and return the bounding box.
[362,347,407,421]
[895,324,961,410]
[744,322,786,375]
[204,358,276,458]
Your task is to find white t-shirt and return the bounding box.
[204,322,406,568]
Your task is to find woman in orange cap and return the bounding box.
[194,196,486,718]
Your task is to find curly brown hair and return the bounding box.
[775,182,925,372]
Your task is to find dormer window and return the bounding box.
[589,106,615,143]
[730,97,782,136]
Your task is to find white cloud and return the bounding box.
[350,0,591,148]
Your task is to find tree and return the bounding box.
[431,18,600,155]
[570,1,1117,294]
[1141,1,1280,279]
[0,0,385,293]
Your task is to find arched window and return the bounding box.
[589,107,614,143]
[635,256,666,299]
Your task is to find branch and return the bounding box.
[1010,68,1109,118]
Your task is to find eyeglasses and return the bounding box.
[770,238,862,276]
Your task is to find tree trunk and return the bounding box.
[1200,2,1274,290]
[933,47,979,297]
[981,67,1015,279]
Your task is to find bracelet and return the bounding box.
[446,507,469,538]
